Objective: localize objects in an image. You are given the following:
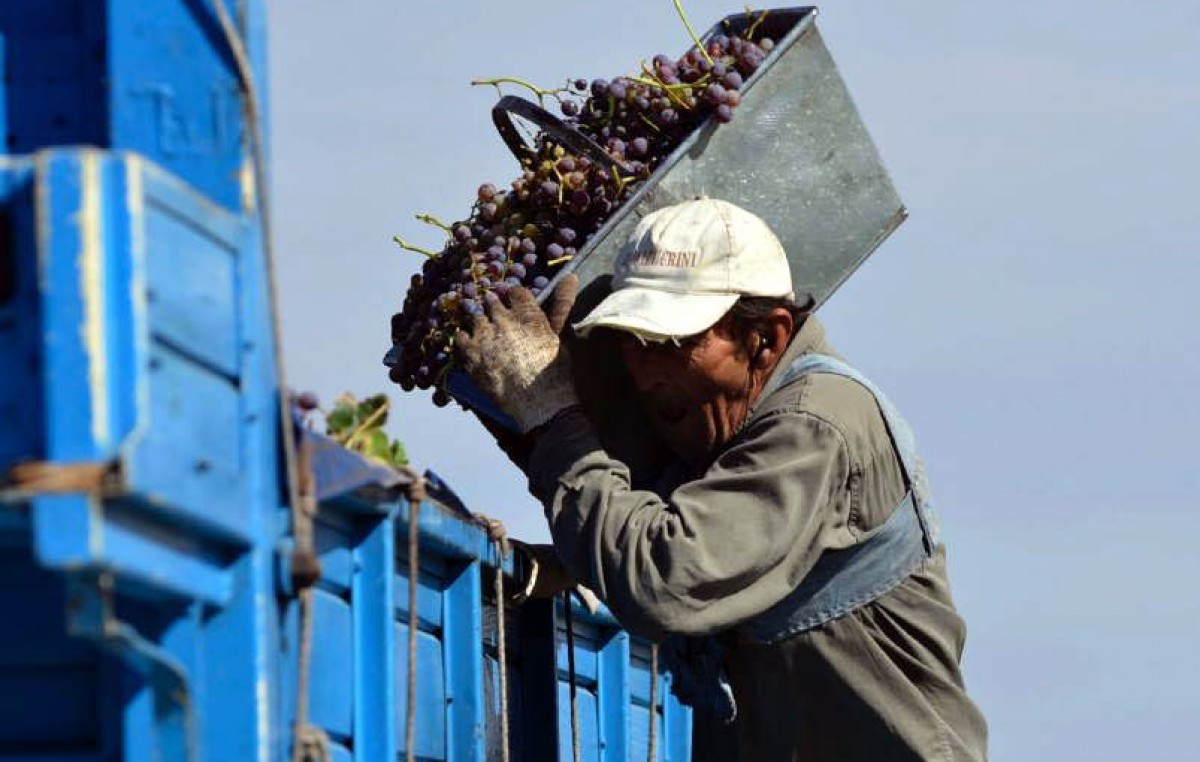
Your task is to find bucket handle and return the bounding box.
[491,95,632,174]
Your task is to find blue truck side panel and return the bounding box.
[352,512,397,761]
[0,146,283,762]
[29,151,251,606]
[0,2,694,760]
[0,540,123,760]
[0,0,251,209]
[0,3,108,153]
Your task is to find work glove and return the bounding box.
[455,275,581,433]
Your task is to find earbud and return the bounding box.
[754,334,770,362]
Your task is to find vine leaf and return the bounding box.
[323,392,410,468]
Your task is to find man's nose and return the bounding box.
[618,337,671,390]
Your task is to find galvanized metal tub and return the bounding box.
[547,5,906,309]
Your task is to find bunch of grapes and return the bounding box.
[388,26,777,407]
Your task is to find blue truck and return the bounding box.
[0,2,691,759]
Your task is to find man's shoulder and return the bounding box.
[758,365,882,441]
[752,318,891,458]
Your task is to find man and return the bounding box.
[454,197,987,761]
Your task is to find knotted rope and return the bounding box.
[474,514,513,762]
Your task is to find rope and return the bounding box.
[293,586,319,762]
[406,497,420,762]
[209,0,306,543]
[403,499,511,760]
[470,513,513,761]
[210,6,315,762]
[475,517,512,762]
[1,461,113,504]
[211,0,301,537]
[647,644,659,762]
[296,727,331,762]
[563,591,581,762]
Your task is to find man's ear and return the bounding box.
[752,307,796,369]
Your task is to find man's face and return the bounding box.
[617,317,753,465]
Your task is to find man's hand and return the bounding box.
[455,276,580,433]
[510,541,602,614]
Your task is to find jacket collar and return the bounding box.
[784,314,829,361]
[742,315,832,426]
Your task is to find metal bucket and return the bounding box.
[441,6,907,424]
[543,5,906,308]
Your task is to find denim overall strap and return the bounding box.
[739,353,940,644]
[774,353,939,548]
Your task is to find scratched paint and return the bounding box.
[33,155,53,296]
[88,495,104,559]
[122,155,152,455]
[240,153,257,215]
[79,151,110,448]
[256,654,270,761]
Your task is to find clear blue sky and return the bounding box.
[267,2,1200,759]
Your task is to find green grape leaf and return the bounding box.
[326,402,357,435]
[322,391,410,470]
[390,440,409,466]
[364,428,392,463]
[359,394,390,424]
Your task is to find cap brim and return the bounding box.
[572,286,739,341]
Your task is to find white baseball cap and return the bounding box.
[573,197,793,341]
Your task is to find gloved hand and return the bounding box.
[455,275,581,433]
[541,272,580,338]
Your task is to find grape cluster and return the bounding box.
[388,28,776,407]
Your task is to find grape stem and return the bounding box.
[633,69,691,109]
[746,7,770,40]
[433,359,456,387]
[638,113,664,135]
[609,165,637,195]
[546,255,575,267]
[673,0,713,65]
[634,64,695,90]
[471,76,565,105]
[415,213,452,232]
[340,399,389,451]
[392,235,440,259]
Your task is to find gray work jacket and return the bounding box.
[528,317,988,761]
